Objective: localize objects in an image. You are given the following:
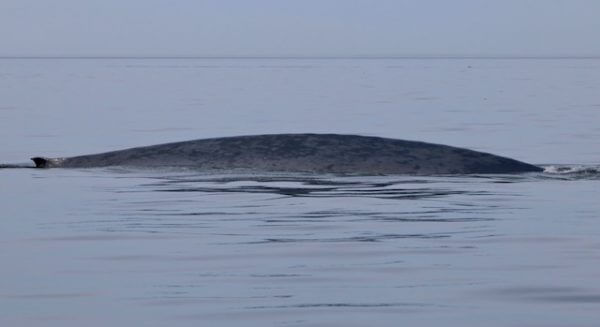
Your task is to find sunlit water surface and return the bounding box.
[1,58,600,326]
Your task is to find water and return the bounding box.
[1,57,600,326]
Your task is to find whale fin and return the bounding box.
[31,157,49,168]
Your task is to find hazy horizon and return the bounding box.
[3,54,600,59]
[2,0,600,57]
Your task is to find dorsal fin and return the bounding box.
[31,157,49,168]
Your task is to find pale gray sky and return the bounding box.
[1,0,599,57]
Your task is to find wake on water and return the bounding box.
[541,165,600,180]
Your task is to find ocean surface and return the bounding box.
[1,57,600,326]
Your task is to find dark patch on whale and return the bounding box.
[28,134,542,175]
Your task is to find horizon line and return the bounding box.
[2,54,600,60]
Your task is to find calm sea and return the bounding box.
[1,57,600,326]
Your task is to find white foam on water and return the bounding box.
[542,164,600,178]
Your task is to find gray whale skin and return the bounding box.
[30,134,542,175]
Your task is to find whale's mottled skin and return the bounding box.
[30,134,543,174]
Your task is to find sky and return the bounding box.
[1,0,599,57]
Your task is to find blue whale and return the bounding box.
[27,134,542,175]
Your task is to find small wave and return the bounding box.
[0,162,35,169]
[542,165,600,178]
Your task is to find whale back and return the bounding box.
[31,134,543,174]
